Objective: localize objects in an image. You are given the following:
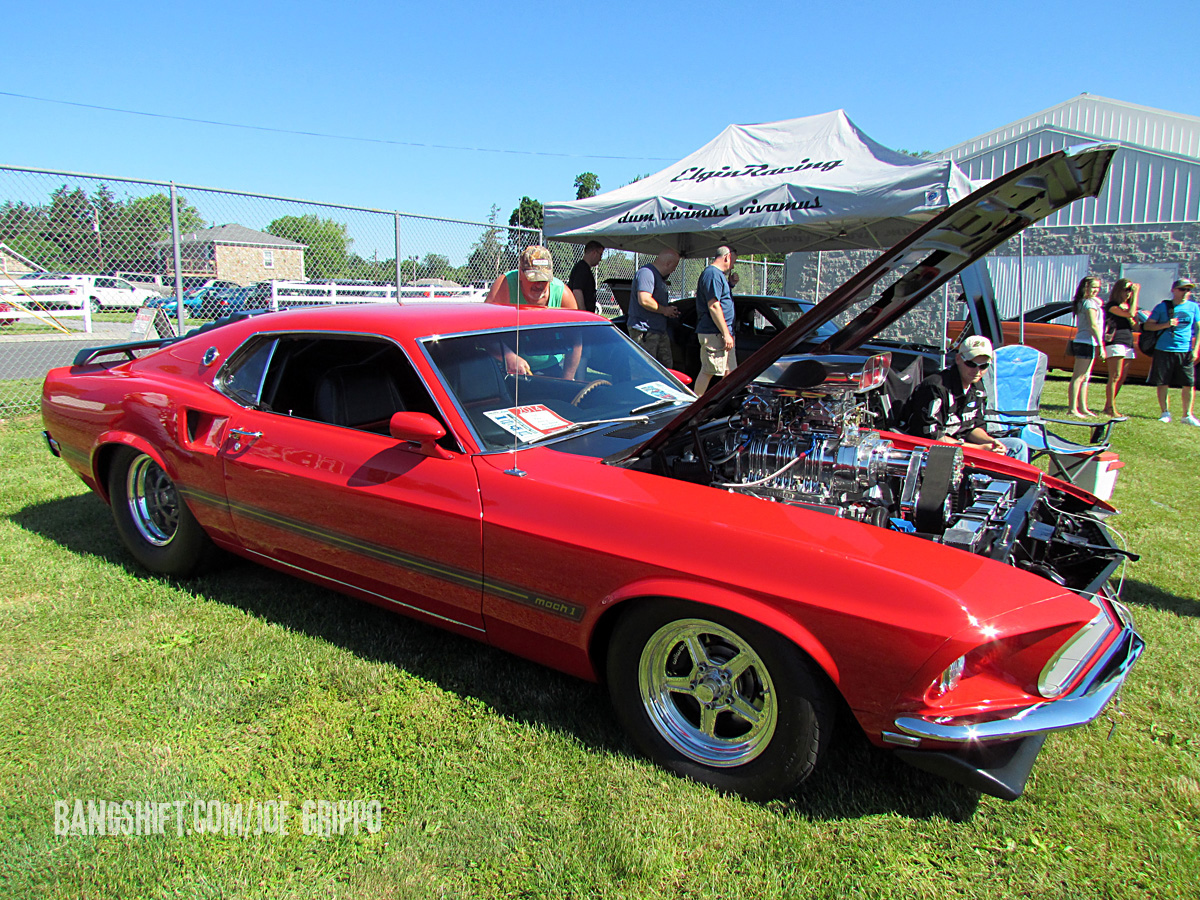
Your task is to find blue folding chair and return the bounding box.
[981,344,1121,491]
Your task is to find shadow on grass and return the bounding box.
[1120,578,1200,618]
[17,492,994,822]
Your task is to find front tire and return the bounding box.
[607,600,832,801]
[108,447,214,577]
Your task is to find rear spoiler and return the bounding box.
[71,307,275,366]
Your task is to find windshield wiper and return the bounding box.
[630,398,685,415]
[543,414,651,440]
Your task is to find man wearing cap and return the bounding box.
[1142,279,1200,425]
[899,335,1029,462]
[486,245,581,377]
[486,245,579,311]
[627,249,681,367]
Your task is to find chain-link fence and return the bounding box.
[0,165,540,416]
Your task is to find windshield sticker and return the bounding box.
[484,405,574,442]
[636,381,693,403]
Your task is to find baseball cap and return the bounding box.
[519,246,554,282]
[958,334,994,362]
[1172,279,1196,291]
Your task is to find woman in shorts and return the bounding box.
[1102,278,1139,418]
[1068,275,1106,417]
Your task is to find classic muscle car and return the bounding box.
[41,145,1142,802]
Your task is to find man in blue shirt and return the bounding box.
[627,249,681,367]
[694,246,737,395]
[1143,279,1200,425]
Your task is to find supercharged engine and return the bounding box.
[660,354,1132,591]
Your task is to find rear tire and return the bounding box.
[607,600,832,801]
[108,447,214,577]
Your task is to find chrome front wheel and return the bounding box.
[638,618,778,767]
[608,601,832,800]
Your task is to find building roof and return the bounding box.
[0,242,46,272]
[934,95,1200,227]
[159,224,307,249]
[938,94,1200,163]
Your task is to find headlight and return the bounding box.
[1037,612,1113,698]
[932,655,966,698]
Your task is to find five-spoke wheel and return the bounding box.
[608,600,831,800]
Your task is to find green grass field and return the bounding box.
[1,375,1197,899]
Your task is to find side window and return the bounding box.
[263,250,274,269]
[230,335,458,449]
[216,338,277,407]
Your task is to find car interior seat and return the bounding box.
[312,364,406,433]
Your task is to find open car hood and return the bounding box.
[618,143,1117,464]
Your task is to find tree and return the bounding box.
[266,214,351,280]
[574,172,600,199]
[508,197,543,231]
[0,188,206,274]
[465,205,510,283]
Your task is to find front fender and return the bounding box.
[598,576,841,686]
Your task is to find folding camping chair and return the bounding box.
[981,344,1123,498]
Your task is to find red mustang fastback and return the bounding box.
[41,146,1142,801]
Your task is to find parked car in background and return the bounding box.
[1,275,158,312]
[145,281,242,318]
[617,293,946,380]
[948,302,1152,381]
[0,299,16,326]
[113,272,173,297]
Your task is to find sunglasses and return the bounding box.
[962,358,991,370]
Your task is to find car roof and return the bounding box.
[191,302,602,342]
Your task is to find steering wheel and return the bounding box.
[570,379,612,407]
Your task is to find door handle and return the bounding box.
[228,428,263,451]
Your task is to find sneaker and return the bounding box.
[1159,412,1172,423]
[1185,415,1200,427]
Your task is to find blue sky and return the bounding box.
[2,0,1196,229]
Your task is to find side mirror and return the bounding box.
[666,368,693,387]
[389,412,453,459]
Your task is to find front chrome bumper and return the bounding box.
[890,618,1144,745]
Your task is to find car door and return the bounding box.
[216,334,486,635]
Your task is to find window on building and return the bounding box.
[263,249,274,269]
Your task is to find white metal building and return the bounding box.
[935,94,1200,228]
[933,95,1200,311]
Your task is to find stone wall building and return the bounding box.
[156,224,306,285]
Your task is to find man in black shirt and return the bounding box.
[899,335,1029,462]
[567,241,604,314]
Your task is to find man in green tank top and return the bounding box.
[485,246,581,377]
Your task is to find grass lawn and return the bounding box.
[1,375,1197,899]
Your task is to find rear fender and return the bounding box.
[91,432,171,505]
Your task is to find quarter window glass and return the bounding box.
[217,339,277,407]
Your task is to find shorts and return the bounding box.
[629,328,673,368]
[699,333,737,377]
[1105,343,1136,359]
[1069,340,1097,359]
[1150,349,1196,387]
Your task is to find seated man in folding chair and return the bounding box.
[898,335,1030,463]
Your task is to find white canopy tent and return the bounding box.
[543,110,976,257]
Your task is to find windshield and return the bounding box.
[423,322,694,451]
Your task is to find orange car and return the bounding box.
[950,302,1152,380]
